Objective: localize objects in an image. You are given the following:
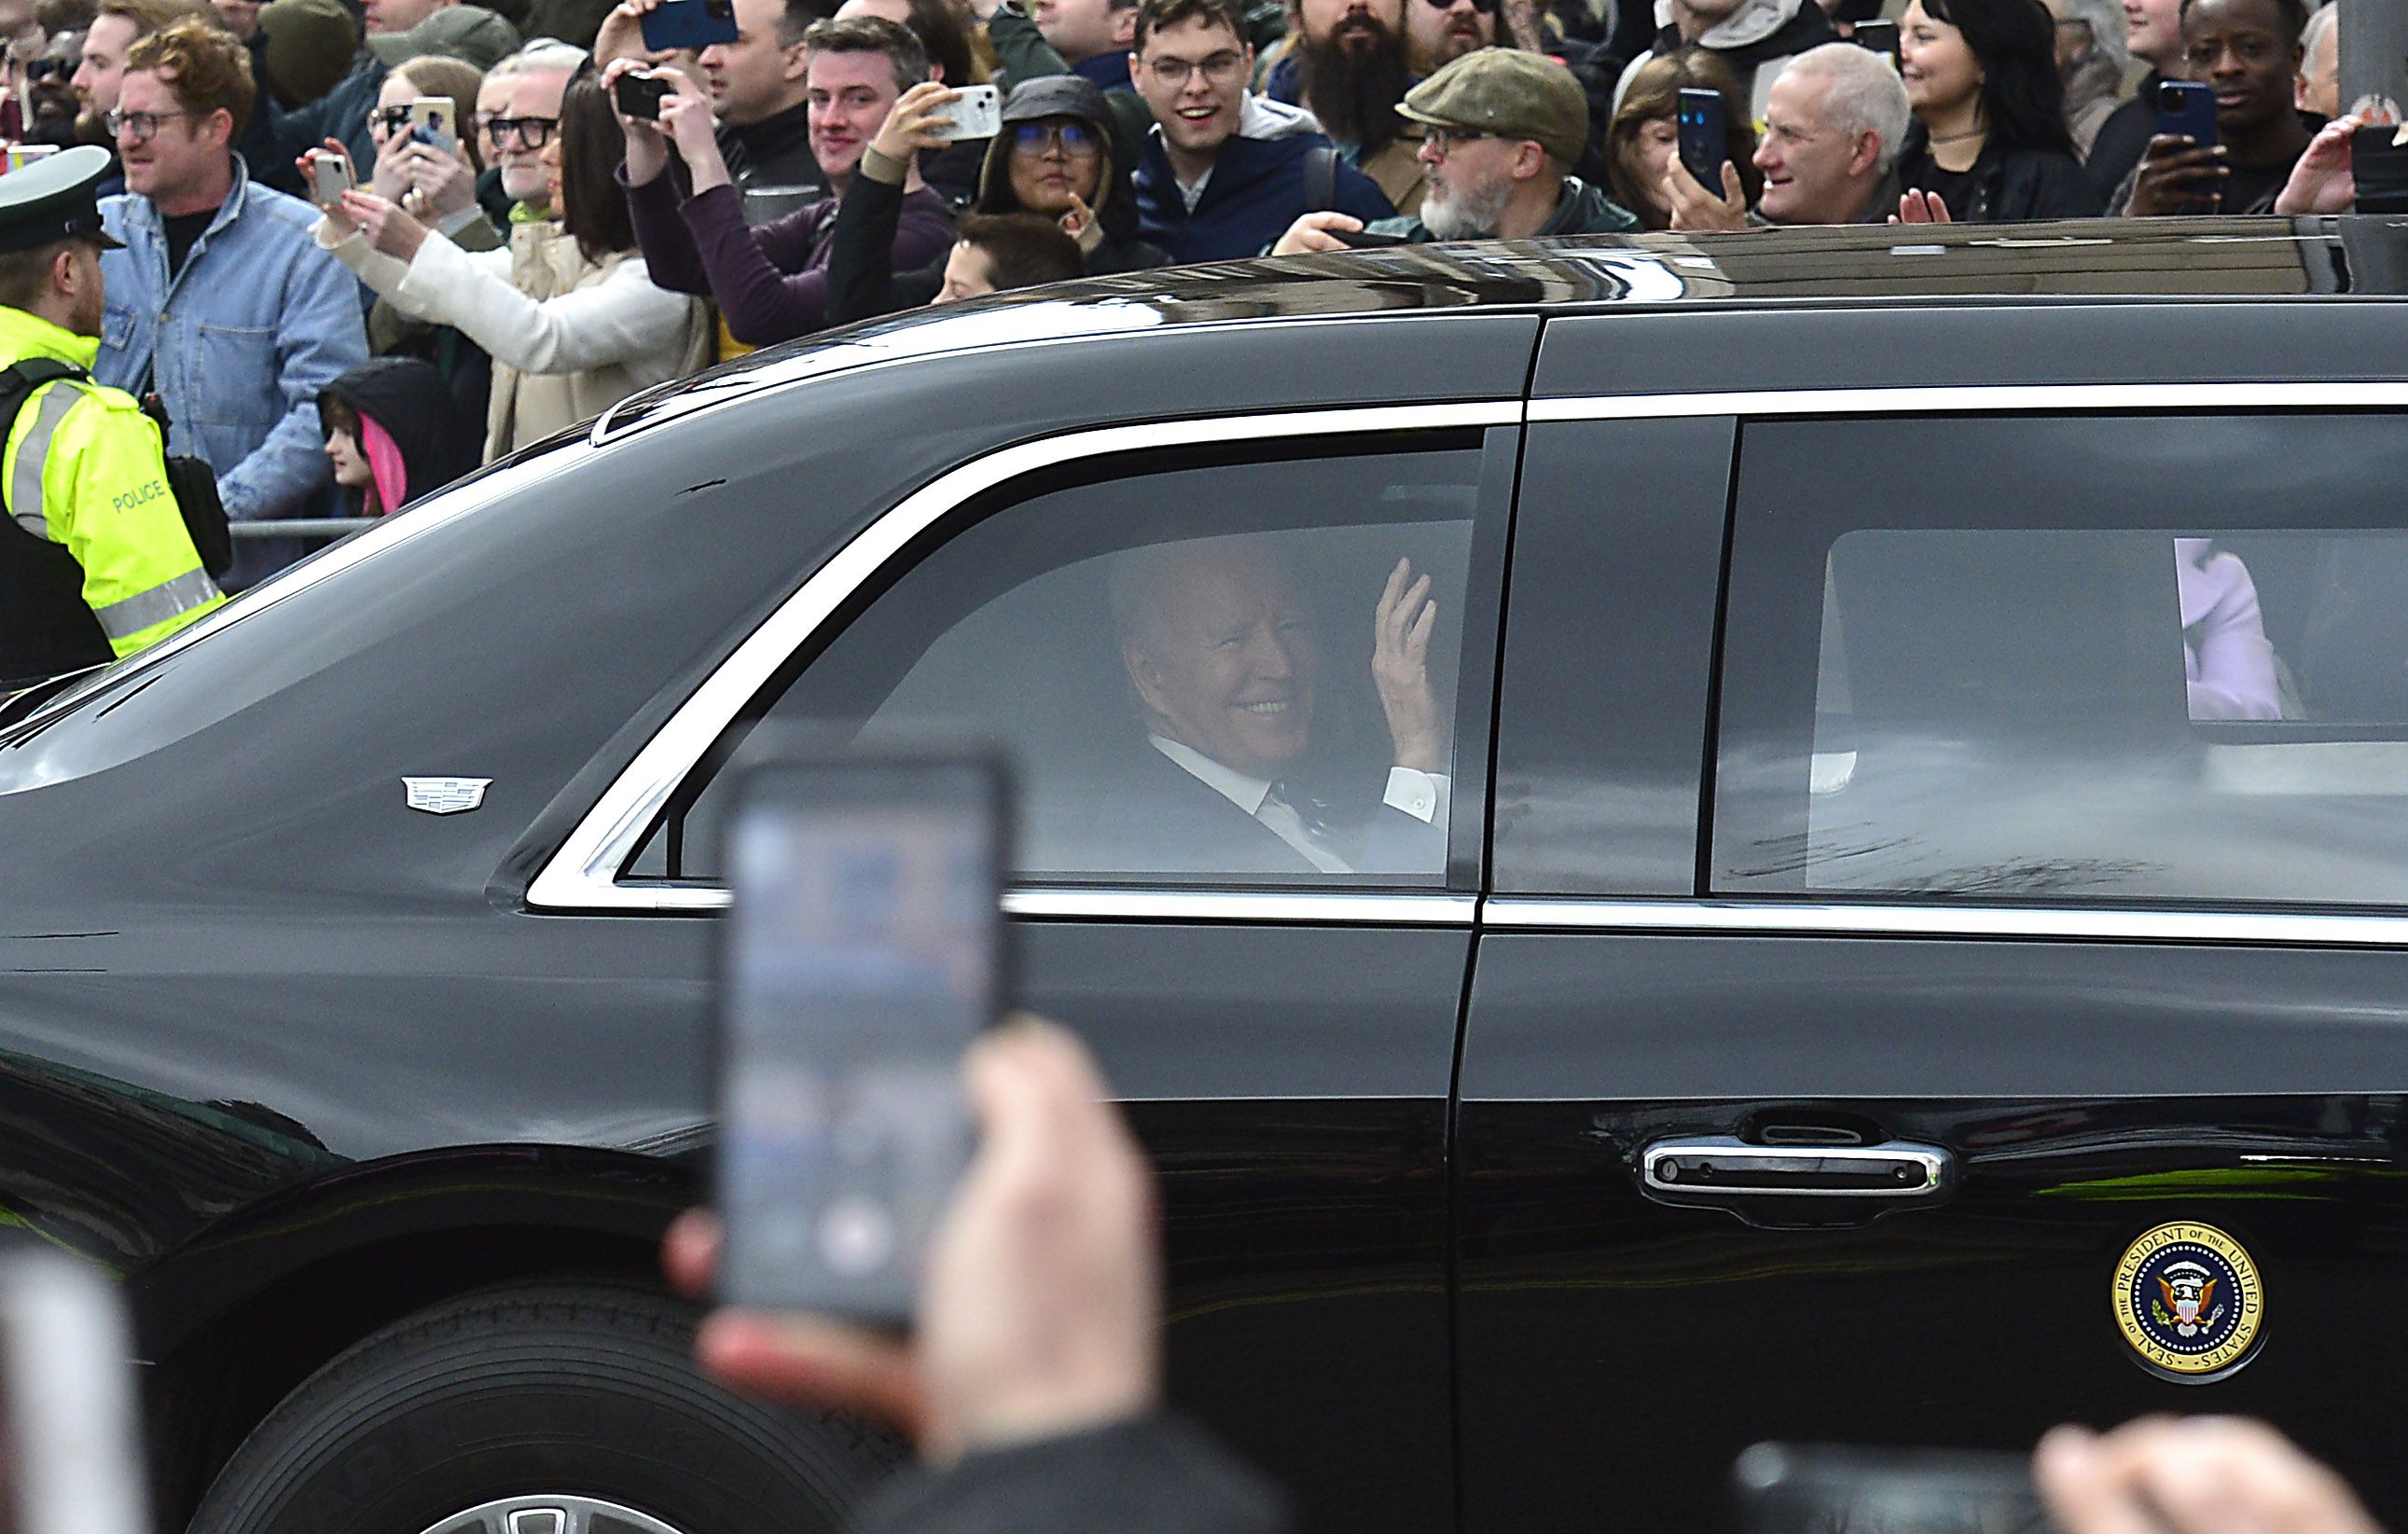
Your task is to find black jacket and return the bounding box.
[857,1416,1290,1534]
[2086,72,2164,203]
[1896,126,2106,223]
[717,99,830,224]
[319,357,479,513]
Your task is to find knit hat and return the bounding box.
[258,0,358,109]
[367,4,524,69]
[1395,46,1589,167]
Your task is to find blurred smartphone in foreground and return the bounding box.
[1677,88,1729,195]
[0,1249,150,1534]
[715,750,1009,1324]
[639,0,738,50]
[1734,1444,2058,1534]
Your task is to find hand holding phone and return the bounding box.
[1333,227,1409,248]
[927,82,1001,143]
[1677,87,1730,197]
[2155,79,2219,150]
[715,751,1009,1324]
[613,68,672,121]
[310,147,355,207]
[408,96,456,151]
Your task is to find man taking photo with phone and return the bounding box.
[1656,41,1911,229]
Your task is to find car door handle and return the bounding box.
[1640,1136,1955,1199]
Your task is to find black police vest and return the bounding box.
[0,361,113,687]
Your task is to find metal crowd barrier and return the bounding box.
[228,519,375,540]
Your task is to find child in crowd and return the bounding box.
[318,357,478,518]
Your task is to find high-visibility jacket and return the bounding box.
[0,304,223,685]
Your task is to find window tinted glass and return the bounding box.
[1715,415,2408,906]
[647,440,1488,887]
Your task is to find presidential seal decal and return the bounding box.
[2111,1222,2263,1380]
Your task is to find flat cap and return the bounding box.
[0,145,122,254]
[368,5,525,69]
[1395,46,1588,167]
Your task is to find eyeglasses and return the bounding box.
[1417,124,1493,153]
[105,107,190,143]
[372,104,416,134]
[1009,120,1103,156]
[1418,0,1499,15]
[24,57,69,83]
[485,114,558,147]
[1142,49,1245,88]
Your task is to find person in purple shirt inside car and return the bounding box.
[608,12,956,348]
[2178,536,2281,721]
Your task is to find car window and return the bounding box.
[1713,414,2408,906]
[636,439,1489,888]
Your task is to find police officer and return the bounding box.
[0,144,222,689]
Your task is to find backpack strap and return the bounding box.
[1303,144,1338,214]
[0,359,90,527]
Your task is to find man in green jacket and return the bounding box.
[0,145,222,686]
[1270,45,1636,249]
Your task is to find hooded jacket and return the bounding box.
[1612,0,1838,122]
[318,357,479,514]
[1136,126,1394,263]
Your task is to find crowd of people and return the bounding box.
[0,0,2390,672]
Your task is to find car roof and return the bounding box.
[598,214,2391,440]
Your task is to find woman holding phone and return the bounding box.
[1892,0,2102,221]
[1604,48,1760,230]
[306,76,712,461]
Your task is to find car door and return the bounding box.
[1459,346,2408,1530]
[549,410,1522,1534]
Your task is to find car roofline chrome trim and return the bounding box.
[586,884,1476,924]
[527,400,1518,912]
[1481,897,2408,948]
[1528,380,2408,422]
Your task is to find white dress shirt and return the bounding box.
[1148,736,1450,875]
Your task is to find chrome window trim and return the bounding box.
[599,883,1475,924]
[527,401,1517,912]
[1481,897,2408,948]
[1528,381,2408,422]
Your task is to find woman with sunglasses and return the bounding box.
[828,75,1168,325]
[305,76,712,461]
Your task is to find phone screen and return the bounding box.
[715,757,1004,1322]
[1677,88,1728,194]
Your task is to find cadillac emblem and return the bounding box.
[2111,1221,2263,1380]
[403,777,492,815]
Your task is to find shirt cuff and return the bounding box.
[1383,767,1448,825]
[858,144,910,186]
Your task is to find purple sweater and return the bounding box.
[622,172,956,348]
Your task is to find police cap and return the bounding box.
[0,145,125,255]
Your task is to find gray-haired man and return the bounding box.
[1664,40,1911,230]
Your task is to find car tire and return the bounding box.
[185,1283,905,1534]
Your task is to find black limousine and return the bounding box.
[3,215,2407,1534]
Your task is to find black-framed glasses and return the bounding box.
[105,107,190,143]
[24,57,70,83]
[1417,124,1492,153]
[485,114,558,147]
[1418,0,1499,15]
[372,104,416,133]
[1009,120,1102,156]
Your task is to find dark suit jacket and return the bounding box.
[857,1414,1290,1534]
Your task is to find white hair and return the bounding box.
[2053,0,2127,63]
[489,38,589,81]
[1781,42,1914,176]
[2299,4,2338,66]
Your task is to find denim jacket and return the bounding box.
[99,156,369,587]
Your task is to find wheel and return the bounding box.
[186,1284,904,1534]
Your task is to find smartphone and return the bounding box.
[640,0,738,51]
[1333,226,1409,248]
[0,1248,151,1534]
[613,70,672,121]
[714,751,1009,1323]
[2352,122,2408,214]
[1851,19,1899,62]
[408,96,455,150]
[1677,86,1729,196]
[1733,1444,2058,1534]
[2155,78,2219,149]
[928,82,1002,143]
[310,147,354,205]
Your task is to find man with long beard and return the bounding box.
[1261,0,1425,212]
